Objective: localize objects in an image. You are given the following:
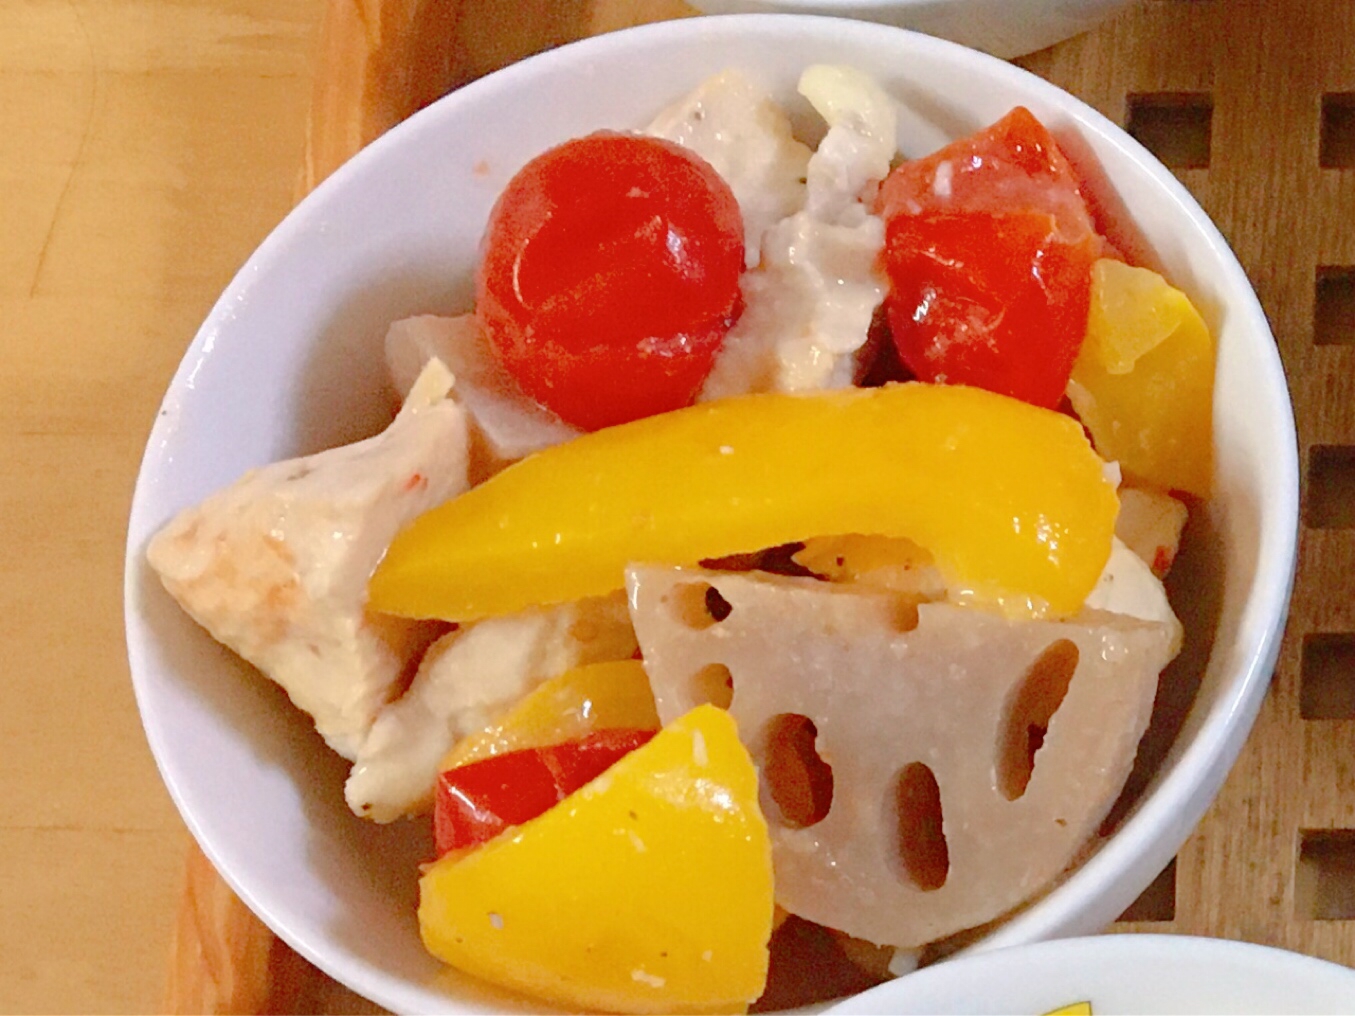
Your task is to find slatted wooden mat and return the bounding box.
[165,0,1355,1009]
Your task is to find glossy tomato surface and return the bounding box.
[477,132,744,430]
[877,108,1103,409]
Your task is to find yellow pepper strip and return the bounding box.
[1044,1003,1093,1016]
[419,704,773,1015]
[442,659,659,770]
[369,383,1119,622]
[1067,259,1215,497]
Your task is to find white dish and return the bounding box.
[686,0,1135,59]
[826,934,1355,1014]
[124,14,1298,1014]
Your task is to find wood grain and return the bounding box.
[167,0,1355,1010]
[0,2,325,1012]
[1026,0,1355,959]
[301,0,695,191]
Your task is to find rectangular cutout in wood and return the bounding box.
[1297,830,1355,919]
[1307,446,1355,529]
[1301,634,1355,719]
[1321,93,1355,169]
[1126,93,1213,169]
[1117,857,1176,922]
[1315,266,1355,345]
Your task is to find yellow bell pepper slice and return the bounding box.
[369,383,1119,622]
[1067,259,1215,497]
[444,659,660,770]
[419,704,773,1014]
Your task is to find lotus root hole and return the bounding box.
[671,581,734,629]
[893,762,949,892]
[891,595,921,633]
[998,638,1080,801]
[763,713,834,828]
[689,662,734,710]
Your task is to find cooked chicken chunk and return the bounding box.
[1116,485,1188,578]
[344,593,638,821]
[645,68,812,269]
[146,360,469,761]
[1086,537,1183,653]
[699,65,894,398]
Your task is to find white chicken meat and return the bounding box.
[1115,485,1189,578]
[645,68,812,269]
[700,64,896,398]
[146,359,470,761]
[345,593,639,821]
[1086,537,1184,655]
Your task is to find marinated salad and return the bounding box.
[146,64,1213,1014]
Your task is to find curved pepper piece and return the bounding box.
[369,383,1119,622]
[444,659,660,770]
[1067,259,1215,497]
[433,728,655,856]
[418,704,773,1014]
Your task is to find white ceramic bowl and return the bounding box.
[125,14,1298,1015]
[825,935,1355,1014]
[686,0,1135,58]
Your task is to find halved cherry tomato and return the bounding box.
[477,132,744,431]
[433,728,656,856]
[876,107,1103,409]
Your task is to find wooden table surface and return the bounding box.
[0,2,327,1011]
[8,0,1355,1012]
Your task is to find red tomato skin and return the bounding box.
[877,107,1096,234]
[883,211,1098,408]
[433,729,657,857]
[877,107,1101,409]
[477,132,744,431]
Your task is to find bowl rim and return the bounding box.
[124,12,1299,1013]
[691,0,1127,9]
[684,0,1140,59]
[823,934,1355,1013]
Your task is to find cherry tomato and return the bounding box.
[433,728,656,856]
[477,132,744,431]
[876,107,1103,409]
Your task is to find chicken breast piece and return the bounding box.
[1116,486,1188,578]
[700,66,894,398]
[798,65,897,226]
[385,313,579,478]
[628,565,1179,949]
[344,593,638,821]
[146,359,469,761]
[645,68,812,269]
